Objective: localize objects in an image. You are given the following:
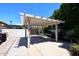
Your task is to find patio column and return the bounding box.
[37,26,40,35]
[23,13,27,38]
[24,24,27,38]
[27,25,30,48]
[38,28,41,35]
[27,17,31,48]
[42,26,44,36]
[55,24,58,41]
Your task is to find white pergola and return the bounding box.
[20,12,64,48]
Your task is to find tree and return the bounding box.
[50,3,79,41]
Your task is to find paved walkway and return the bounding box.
[5,35,70,56]
[0,36,17,56]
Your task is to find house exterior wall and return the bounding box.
[0,23,5,28]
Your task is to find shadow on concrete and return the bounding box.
[31,36,53,44]
[18,35,54,48]
[17,35,70,54]
[58,41,70,50]
[17,37,28,48]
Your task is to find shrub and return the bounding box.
[69,43,79,56]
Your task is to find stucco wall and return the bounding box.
[1,29,25,37]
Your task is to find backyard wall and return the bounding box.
[1,29,25,37]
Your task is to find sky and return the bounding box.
[0,3,61,25]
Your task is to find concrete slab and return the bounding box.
[0,37,16,56]
[0,35,70,56]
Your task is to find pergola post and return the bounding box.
[27,17,31,48]
[25,26,27,38]
[55,24,58,41]
[23,13,27,38]
[27,25,30,48]
[37,26,40,35]
[42,26,44,36]
[38,28,41,35]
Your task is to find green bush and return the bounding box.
[69,43,79,56]
[43,25,52,34]
[67,25,79,43]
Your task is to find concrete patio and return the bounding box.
[3,35,70,56]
